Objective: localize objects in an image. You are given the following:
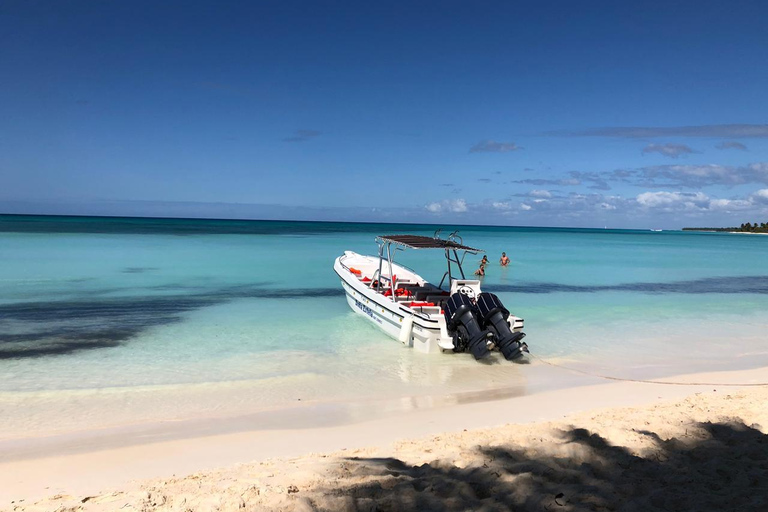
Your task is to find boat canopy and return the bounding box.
[376,235,482,253]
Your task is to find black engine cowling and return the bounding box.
[443,292,491,359]
[476,292,527,360]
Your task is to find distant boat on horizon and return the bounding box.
[650,229,662,232]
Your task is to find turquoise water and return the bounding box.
[1,215,768,438]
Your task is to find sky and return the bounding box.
[2,0,768,229]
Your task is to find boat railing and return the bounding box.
[438,271,449,290]
[369,269,394,291]
[447,230,463,245]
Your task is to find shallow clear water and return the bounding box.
[1,215,767,438]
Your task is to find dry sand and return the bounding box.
[3,366,768,512]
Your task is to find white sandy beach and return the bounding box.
[2,364,767,511]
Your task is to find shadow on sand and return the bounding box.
[304,420,768,511]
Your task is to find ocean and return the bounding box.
[2,214,767,439]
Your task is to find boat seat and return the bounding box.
[424,295,448,306]
[401,285,430,291]
[413,289,443,301]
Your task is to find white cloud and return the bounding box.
[424,198,468,214]
[709,198,753,211]
[450,199,468,212]
[751,189,768,204]
[529,189,552,198]
[636,190,768,213]
[636,191,709,208]
[419,187,768,228]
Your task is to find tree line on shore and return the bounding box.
[683,222,768,233]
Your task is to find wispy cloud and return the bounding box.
[478,178,492,183]
[469,140,522,153]
[513,171,609,190]
[283,129,322,143]
[626,162,768,188]
[521,162,768,190]
[513,177,581,187]
[717,141,748,151]
[642,143,696,158]
[569,171,611,190]
[548,124,768,139]
[440,183,463,194]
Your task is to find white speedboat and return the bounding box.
[333,232,527,360]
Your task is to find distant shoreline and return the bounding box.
[684,228,768,234]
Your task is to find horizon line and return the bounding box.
[0,212,666,232]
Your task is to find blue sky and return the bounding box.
[2,0,768,228]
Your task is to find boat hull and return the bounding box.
[335,256,450,354]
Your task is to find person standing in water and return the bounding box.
[500,252,510,266]
[475,255,489,276]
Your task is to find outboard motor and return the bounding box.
[476,292,527,360]
[443,293,492,360]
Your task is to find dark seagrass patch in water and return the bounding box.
[0,283,344,360]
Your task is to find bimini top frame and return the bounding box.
[376,234,482,252]
[373,231,484,292]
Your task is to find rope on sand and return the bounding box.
[527,352,768,387]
